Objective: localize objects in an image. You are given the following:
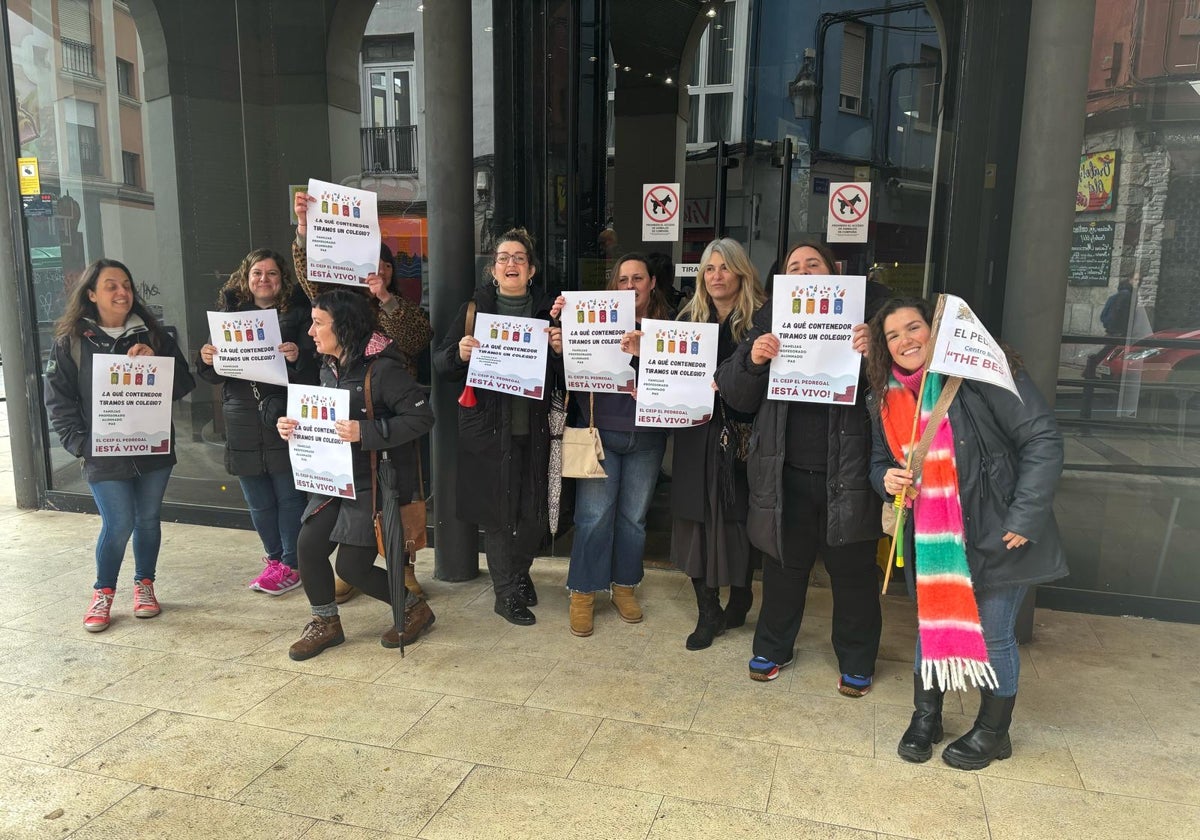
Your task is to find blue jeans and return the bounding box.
[568,428,667,593]
[915,583,1028,697]
[88,466,174,590]
[238,470,306,569]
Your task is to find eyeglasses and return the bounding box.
[494,253,530,265]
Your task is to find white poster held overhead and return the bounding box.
[768,275,866,404]
[305,178,380,287]
[90,354,176,457]
[928,294,1020,398]
[467,313,550,399]
[642,183,681,242]
[287,384,355,498]
[561,290,636,393]
[635,318,719,427]
[206,309,289,386]
[827,181,871,243]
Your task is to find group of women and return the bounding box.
[45,215,1066,772]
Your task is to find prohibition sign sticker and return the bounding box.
[827,181,871,243]
[642,182,681,241]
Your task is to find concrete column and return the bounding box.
[1001,0,1096,404]
[423,0,479,581]
[612,104,687,257]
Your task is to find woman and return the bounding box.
[197,248,317,595]
[670,238,765,651]
[717,241,888,693]
[866,297,1067,770]
[277,289,435,661]
[433,228,563,626]
[293,191,434,600]
[45,259,196,632]
[562,253,671,637]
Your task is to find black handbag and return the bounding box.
[252,382,287,428]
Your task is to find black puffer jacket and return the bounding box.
[301,336,433,547]
[715,282,891,559]
[434,283,561,546]
[868,372,1068,591]
[45,318,196,482]
[195,288,318,476]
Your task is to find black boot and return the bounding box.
[685,578,726,650]
[897,673,945,763]
[724,586,753,629]
[942,690,1015,770]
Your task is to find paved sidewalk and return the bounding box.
[1,494,1198,838]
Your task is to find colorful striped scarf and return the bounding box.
[882,367,997,693]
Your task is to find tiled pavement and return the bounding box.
[1,421,1199,838]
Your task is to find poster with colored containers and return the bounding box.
[286,384,355,498]
[561,290,636,393]
[304,178,380,287]
[89,354,176,456]
[467,313,550,399]
[634,318,719,427]
[205,309,290,386]
[768,275,866,404]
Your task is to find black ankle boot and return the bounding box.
[942,690,1015,770]
[686,579,726,650]
[897,672,945,763]
[724,586,753,629]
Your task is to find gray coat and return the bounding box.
[867,372,1069,591]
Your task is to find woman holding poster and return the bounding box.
[45,259,196,632]
[866,297,1067,770]
[560,254,672,637]
[294,190,433,601]
[434,228,563,627]
[277,290,434,661]
[197,248,318,595]
[716,241,889,693]
[668,238,765,651]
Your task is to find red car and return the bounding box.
[1094,328,1200,385]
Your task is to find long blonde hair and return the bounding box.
[680,238,765,341]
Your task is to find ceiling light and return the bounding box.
[706,7,718,18]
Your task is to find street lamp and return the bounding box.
[788,48,818,121]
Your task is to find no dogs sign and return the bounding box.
[827,182,871,243]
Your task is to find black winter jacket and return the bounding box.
[715,282,891,559]
[195,288,318,476]
[301,336,433,547]
[45,318,196,483]
[867,372,1069,591]
[433,283,561,544]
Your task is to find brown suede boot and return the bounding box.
[610,584,643,623]
[382,599,436,648]
[569,592,595,637]
[404,560,425,599]
[288,615,345,661]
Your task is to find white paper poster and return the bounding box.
[305,178,380,288]
[827,181,871,243]
[928,294,1020,397]
[768,275,866,404]
[287,384,355,498]
[642,183,681,242]
[89,354,176,457]
[467,313,550,399]
[561,290,636,393]
[635,319,719,427]
[206,309,289,386]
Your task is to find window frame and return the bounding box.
[686,1,749,150]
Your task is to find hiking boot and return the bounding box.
[288,615,345,661]
[249,557,301,596]
[84,588,115,633]
[610,585,643,623]
[133,579,161,618]
[381,598,436,648]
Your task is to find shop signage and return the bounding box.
[1068,220,1115,286]
[1076,151,1118,213]
[17,157,40,195]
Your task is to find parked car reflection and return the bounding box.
[1094,328,1200,386]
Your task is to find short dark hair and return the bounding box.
[313,288,376,369]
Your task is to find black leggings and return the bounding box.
[297,501,391,608]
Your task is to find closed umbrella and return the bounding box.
[375,449,412,647]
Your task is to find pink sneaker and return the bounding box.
[249,557,301,596]
[84,588,115,632]
[133,579,161,618]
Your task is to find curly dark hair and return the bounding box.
[485,227,538,283]
[54,259,171,352]
[217,248,296,313]
[866,296,934,405]
[313,288,377,370]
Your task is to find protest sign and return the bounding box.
[287,384,355,498]
[635,318,719,427]
[206,309,289,386]
[561,290,636,393]
[305,178,380,288]
[768,275,865,404]
[467,313,550,399]
[928,294,1019,397]
[90,354,175,456]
